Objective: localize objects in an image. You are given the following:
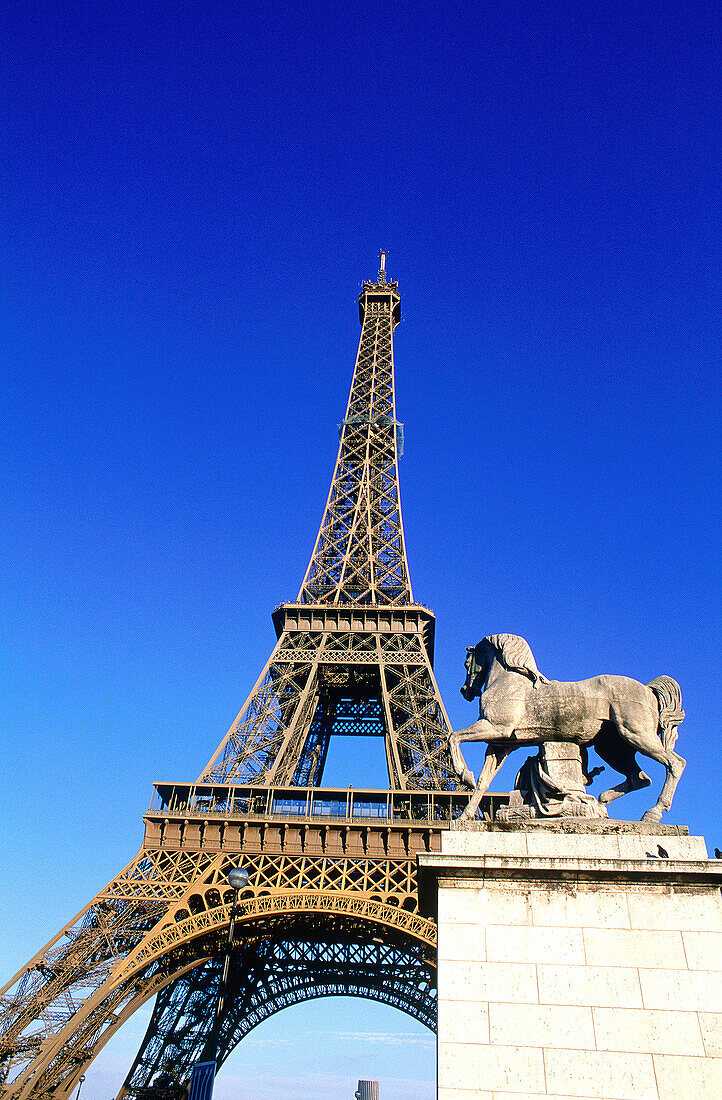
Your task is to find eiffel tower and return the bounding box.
[0,255,504,1100]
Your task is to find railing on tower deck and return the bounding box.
[147,782,508,824]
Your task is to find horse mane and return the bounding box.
[485,634,550,684]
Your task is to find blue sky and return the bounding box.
[1,2,720,1097]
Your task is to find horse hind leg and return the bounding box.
[593,729,651,806]
[599,768,651,806]
[605,719,685,823]
[641,680,686,822]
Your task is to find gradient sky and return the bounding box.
[2,3,720,1098]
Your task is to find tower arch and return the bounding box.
[120,911,436,1099]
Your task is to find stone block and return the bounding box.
[439,922,485,963]
[438,961,538,1004]
[627,888,722,931]
[438,963,539,1007]
[699,1012,722,1056]
[592,1006,705,1055]
[438,886,485,926]
[681,930,722,971]
[543,1047,658,1098]
[616,833,707,859]
[486,924,585,966]
[438,1000,490,1046]
[653,1053,722,1098]
[583,926,686,969]
[443,831,529,857]
[640,968,722,1013]
[524,831,621,858]
[439,885,532,928]
[437,960,483,1002]
[489,1002,594,1050]
[438,1043,545,1093]
[537,963,643,1008]
[530,885,630,929]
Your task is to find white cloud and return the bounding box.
[331,1031,434,1048]
[245,1029,433,1050]
[243,1035,294,1047]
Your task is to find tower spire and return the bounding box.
[298,257,406,605]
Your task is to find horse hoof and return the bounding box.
[462,769,475,788]
[641,808,662,824]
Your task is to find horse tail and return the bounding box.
[647,676,685,752]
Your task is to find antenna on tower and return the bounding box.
[378,249,387,283]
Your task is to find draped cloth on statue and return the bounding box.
[499,741,608,820]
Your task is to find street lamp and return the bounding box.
[75,1075,85,1100]
[227,867,250,892]
[187,868,249,1100]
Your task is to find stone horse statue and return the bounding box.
[448,634,685,823]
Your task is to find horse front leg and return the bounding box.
[448,719,500,788]
[461,743,512,821]
[447,731,470,783]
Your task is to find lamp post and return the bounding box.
[187,867,249,1100]
[75,1075,85,1100]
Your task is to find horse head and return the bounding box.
[460,640,492,701]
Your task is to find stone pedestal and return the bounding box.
[418,823,722,1100]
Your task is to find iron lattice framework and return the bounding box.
[0,258,490,1100]
[121,932,437,1100]
[299,265,408,606]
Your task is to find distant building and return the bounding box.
[355,1081,379,1100]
